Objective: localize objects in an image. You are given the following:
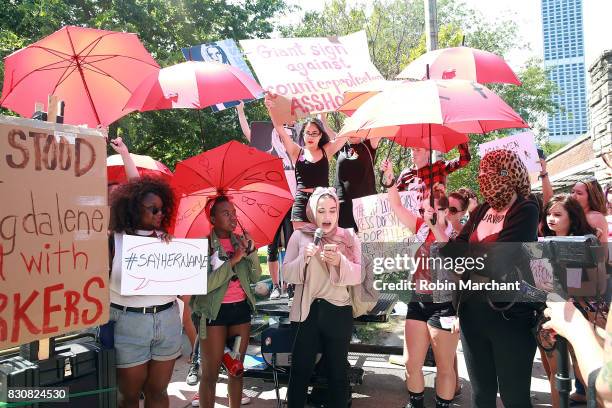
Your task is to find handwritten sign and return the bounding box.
[240,31,383,117]
[120,235,208,295]
[0,115,108,349]
[478,132,541,173]
[182,39,261,111]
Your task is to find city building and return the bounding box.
[541,0,588,143]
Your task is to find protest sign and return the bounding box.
[120,235,207,295]
[249,121,302,196]
[0,115,108,349]
[240,31,383,117]
[478,132,541,172]
[182,39,261,111]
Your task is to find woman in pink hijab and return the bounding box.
[282,187,363,407]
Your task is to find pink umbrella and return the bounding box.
[124,61,264,111]
[1,26,159,127]
[397,46,521,85]
[107,154,173,184]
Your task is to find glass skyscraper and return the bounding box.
[541,0,588,142]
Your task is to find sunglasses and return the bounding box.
[305,131,321,137]
[418,208,446,215]
[144,206,163,215]
[448,206,460,215]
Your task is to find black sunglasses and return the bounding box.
[144,206,163,215]
[448,206,460,214]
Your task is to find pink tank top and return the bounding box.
[219,238,247,304]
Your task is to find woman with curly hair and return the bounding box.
[108,176,182,408]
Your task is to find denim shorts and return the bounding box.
[110,301,183,368]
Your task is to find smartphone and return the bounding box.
[537,148,546,160]
[323,244,337,252]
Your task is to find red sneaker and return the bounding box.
[191,392,199,407]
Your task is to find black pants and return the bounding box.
[459,301,537,408]
[288,299,353,408]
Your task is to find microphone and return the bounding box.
[306,228,323,265]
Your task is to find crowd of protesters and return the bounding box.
[104,97,611,408]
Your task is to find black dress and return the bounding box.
[334,140,377,230]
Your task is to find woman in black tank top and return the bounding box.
[265,93,347,228]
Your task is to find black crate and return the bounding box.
[0,335,116,408]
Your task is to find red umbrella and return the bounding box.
[171,141,294,248]
[1,26,159,127]
[124,61,264,112]
[339,79,528,141]
[107,154,173,184]
[397,46,521,85]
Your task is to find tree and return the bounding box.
[0,0,287,167]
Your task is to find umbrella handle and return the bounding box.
[380,170,396,188]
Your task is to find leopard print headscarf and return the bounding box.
[478,149,531,211]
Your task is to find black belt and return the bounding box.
[110,301,175,314]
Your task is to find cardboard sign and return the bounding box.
[240,31,383,117]
[0,115,109,349]
[182,39,261,111]
[121,235,208,295]
[353,191,421,243]
[478,132,541,173]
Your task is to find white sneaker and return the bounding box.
[269,285,281,300]
[227,393,251,405]
[191,392,199,407]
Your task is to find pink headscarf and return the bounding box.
[300,187,359,264]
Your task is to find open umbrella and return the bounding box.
[1,26,159,127]
[171,141,294,248]
[336,79,402,116]
[339,79,529,214]
[124,61,264,112]
[397,46,521,85]
[107,154,173,184]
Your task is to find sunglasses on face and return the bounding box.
[305,132,321,138]
[448,206,460,215]
[144,206,163,215]
[418,208,446,215]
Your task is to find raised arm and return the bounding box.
[110,137,139,180]
[382,159,418,233]
[539,159,553,204]
[264,93,301,163]
[444,142,471,175]
[236,101,251,141]
[319,112,347,157]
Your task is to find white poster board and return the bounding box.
[121,235,208,295]
[478,132,541,173]
[240,31,383,117]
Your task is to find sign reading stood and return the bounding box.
[120,235,208,296]
[240,31,383,117]
[0,115,108,349]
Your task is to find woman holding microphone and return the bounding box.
[282,187,363,407]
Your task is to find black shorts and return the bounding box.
[206,300,252,327]
[406,300,456,332]
[291,191,312,222]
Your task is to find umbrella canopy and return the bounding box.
[1,26,159,127]
[339,79,528,150]
[107,154,173,185]
[397,46,521,85]
[171,141,294,248]
[336,79,402,116]
[124,61,264,112]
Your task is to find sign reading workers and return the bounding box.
[0,115,109,349]
[121,235,208,296]
[240,31,383,117]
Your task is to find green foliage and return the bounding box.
[0,0,287,168]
